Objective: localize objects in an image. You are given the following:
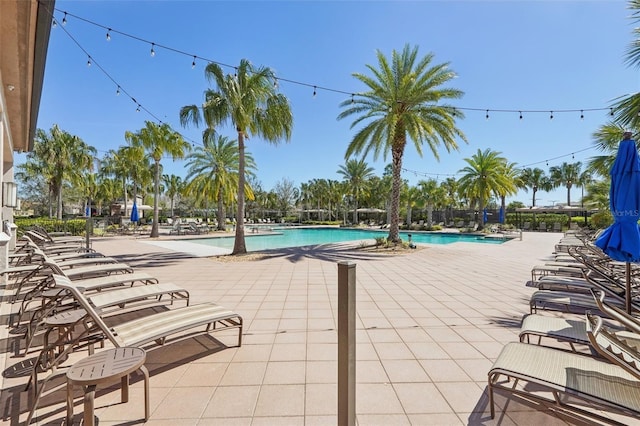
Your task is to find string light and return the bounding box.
[485,109,489,120]
[191,56,196,69]
[273,78,278,88]
[52,19,57,28]
[86,56,91,67]
[550,111,553,120]
[610,108,614,116]
[49,7,618,120]
[519,111,523,120]
[62,12,67,25]
[351,94,354,104]
[580,110,584,120]
[106,29,111,41]
[150,43,155,57]
[313,86,317,97]
[136,105,141,112]
[116,86,120,95]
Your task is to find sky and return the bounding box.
[28,0,640,207]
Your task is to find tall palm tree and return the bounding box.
[162,174,184,219]
[518,167,552,207]
[180,59,293,255]
[457,149,513,227]
[184,134,255,231]
[127,121,190,237]
[610,1,640,128]
[337,158,375,225]
[549,161,582,207]
[338,44,466,243]
[31,125,96,219]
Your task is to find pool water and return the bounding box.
[189,227,507,252]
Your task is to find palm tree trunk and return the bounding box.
[217,191,225,231]
[532,187,537,207]
[57,181,63,220]
[232,132,247,254]
[151,161,160,238]
[427,204,433,227]
[123,178,128,219]
[567,185,571,206]
[389,146,403,243]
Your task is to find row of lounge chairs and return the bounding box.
[3,228,243,424]
[487,229,640,423]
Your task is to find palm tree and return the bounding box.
[180,59,293,255]
[495,161,519,221]
[418,178,441,227]
[582,179,610,211]
[31,125,96,219]
[549,161,582,207]
[337,158,375,225]
[127,121,190,237]
[588,123,632,178]
[518,167,552,207]
[402,184,423,226]
[609,1,640,128]
[338,44,466,243]
[440,177,459,224]
[457,149,513,227]
[162,174,184,218]
[184,134,255,231]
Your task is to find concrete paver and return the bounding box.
[1,231,625,425]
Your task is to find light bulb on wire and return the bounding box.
[62,12,67,25]
[191,56,196,69]
[550,111,553,120]
[313,86,317,98]
[52,19,57,28]
[106,29,111,41]
[580,110,584,120]
[150,43,155,57]
[87,56,91,67]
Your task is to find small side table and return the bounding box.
[66,347,149,426]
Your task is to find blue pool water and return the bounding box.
[189,227,507,252]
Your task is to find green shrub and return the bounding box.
[15,217,88,236]
[590,211,613,229]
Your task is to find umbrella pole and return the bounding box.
[627,262,632,314]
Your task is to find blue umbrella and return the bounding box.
[130,201,140,223]
[499,206,505,224]
[483,208,488,223]
[595,133,640,313]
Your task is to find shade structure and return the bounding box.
[499,206,505,224]
[130,202,139,223]
[595,134,640,313]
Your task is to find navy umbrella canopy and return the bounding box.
[595,132,640,313]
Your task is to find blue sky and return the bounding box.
[30,0,639,206]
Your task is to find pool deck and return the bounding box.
[1,231,629,425]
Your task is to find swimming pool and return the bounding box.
[189,227,508,252]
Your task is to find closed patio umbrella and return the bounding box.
[499,206,505,224]
[130,201,139,224]
[595,132,640,313]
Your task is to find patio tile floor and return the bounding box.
[1,231,630,425]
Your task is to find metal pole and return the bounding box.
[337,261,356,426]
